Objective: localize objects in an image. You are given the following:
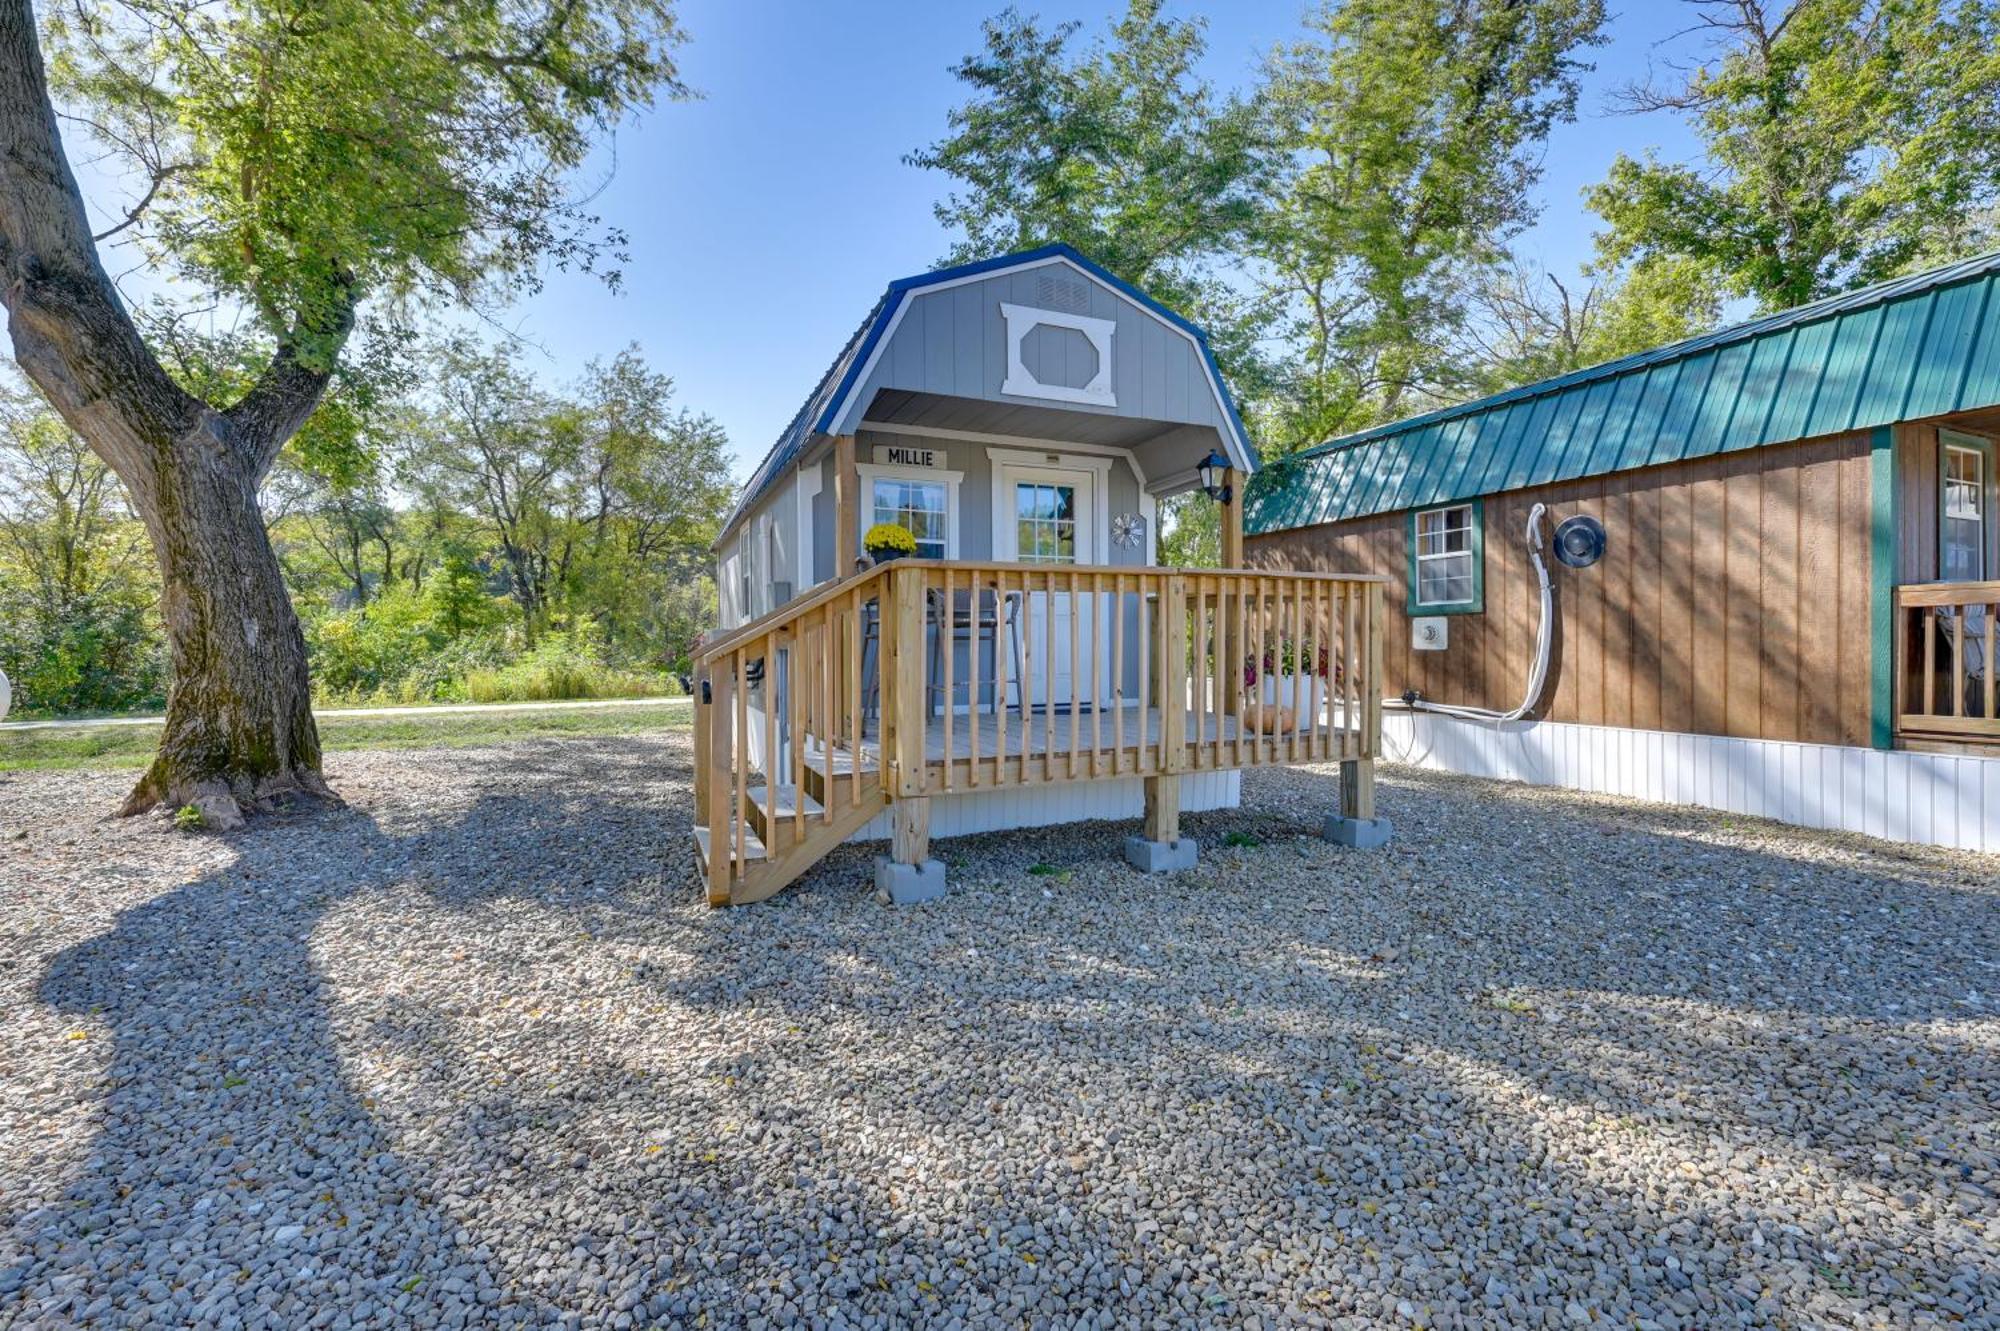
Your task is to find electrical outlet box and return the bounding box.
[1412,616,1448,651]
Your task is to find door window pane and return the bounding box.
[1016,483,1079,563]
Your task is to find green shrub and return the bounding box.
[457,624,678,703]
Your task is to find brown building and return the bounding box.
[1245,252,2000,851]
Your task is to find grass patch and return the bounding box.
[0,701,691,773]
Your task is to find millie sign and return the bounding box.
[872,444,944,469]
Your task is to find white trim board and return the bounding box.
[848,770,1241,842]
[854,461,965,560]
[1000,301,1118,406]
[861,419,1159,479]
[1381,711,2000,853]
[793,462,822,591]
[988,448,1114,565]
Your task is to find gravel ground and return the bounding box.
[2,733,1996,1330]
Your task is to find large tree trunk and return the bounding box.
[119,425,330,824]
[0,0,346,825]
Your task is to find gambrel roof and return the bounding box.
[723,244,1256,539]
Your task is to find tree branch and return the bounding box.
[0,0,198,485]
[225,273,360,480]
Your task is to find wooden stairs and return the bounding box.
[693,769,886,907]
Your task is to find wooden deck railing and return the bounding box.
[1894,581,2000,744]
[693,560,1386,903]
[873,562,1385,795]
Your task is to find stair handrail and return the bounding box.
[694,560,894,667]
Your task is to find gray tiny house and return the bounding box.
[694,246,1390,905]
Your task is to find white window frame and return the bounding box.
[855,461,963,560]
[1413,503,1479,610]
[988,449,1113,564]
[999,302,1117,407]
[1941,430,1990,582]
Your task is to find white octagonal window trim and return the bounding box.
[999,302,1116,407]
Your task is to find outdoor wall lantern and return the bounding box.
[1198,449,1233,504]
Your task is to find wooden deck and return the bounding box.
[695,561,1386,906]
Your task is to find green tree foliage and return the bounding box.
[0,385,161,715]
[914,0,1610,460]
[44,0,689,352]
[1261,0,1608,445]
[907,2,1267,310]
[398,339,733,671]
[0,0,690,816]
[1589,0,2000,309]
[0,337,728,715]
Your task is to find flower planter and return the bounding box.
[1253,673,1323,732]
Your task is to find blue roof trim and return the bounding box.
[723,244,1255,540]
[1247,249,2000,535]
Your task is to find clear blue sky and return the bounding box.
[103,1,1713,479]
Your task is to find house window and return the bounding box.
[1408,502,1483,614]
[871,476,948,559]
[1015,481,1079,563]
[1943,438,1987,581]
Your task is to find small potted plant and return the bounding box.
[1242,636,1331,734]
[864,522,918,563]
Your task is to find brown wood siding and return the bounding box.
[1246,431,1877,746]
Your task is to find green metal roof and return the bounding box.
[1246,250,2000,534]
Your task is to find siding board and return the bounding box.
[1249,432,1876,747]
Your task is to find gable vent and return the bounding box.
[1036,274,1090,314]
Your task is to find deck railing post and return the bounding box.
[884,564,928,798]
[1339,581,1383,824]
[705,660,735,907]
[1159,574,1189,771]
[691,658,711,814]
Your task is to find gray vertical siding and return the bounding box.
[833,264,1226,437]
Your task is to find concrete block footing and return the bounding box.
[1122,836,1199,873]
[874,856,948,903]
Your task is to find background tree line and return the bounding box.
[4,0,2000,818]
[0,339,731,718]
[914,0,2000,562]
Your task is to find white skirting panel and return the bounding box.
[1382,710,2000,853]
[847,770,1241,843]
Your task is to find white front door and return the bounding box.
[997,463,1099,708]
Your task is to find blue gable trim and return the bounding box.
[812,243,1255,463]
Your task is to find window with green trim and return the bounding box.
[1407,501,1483,614]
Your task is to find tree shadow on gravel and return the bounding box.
[9,737,1997,1328]
[612,759,1999,1324]
[3,735,690,1328]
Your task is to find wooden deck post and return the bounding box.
[691,659,710,812]
[1338,581,1383,824]
[1143,775,1181,843]
[883,565,927,797]
[891,795,931,865]
[1339,757,1375,822]
[705,662,735,907]
[1159,574,1188,770]
[833,434,860,574]
[1220,467,1244,570]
